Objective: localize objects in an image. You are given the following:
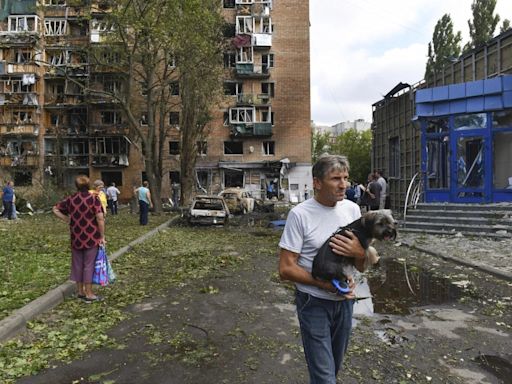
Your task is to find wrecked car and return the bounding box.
[188,195,230,225]
[218,188,255,214]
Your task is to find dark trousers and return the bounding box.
[2,200,13,220]
[139,200,149,225]
[108,200,118,215]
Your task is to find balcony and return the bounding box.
[91,154,129,167]
[236,93,270,106]
[0,62,39,75]
[0,154,38,168]
[0,124,39,136]
[230,122,272,137]
[235,63,270,78]
[45,154,89,168]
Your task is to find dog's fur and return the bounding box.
[311,210,397,282]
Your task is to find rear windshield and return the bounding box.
[193,201,224,210]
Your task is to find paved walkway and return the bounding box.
[398,231,512,281]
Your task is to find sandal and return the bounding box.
[83,295,104,303]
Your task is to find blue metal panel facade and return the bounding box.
[416,75,512,203]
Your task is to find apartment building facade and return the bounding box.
[0,0,312,203]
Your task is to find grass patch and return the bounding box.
[0,209,172,321]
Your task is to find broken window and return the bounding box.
[140,113,148,126]
[169,141,180,155]
[236,16,254,34]
[13,171,32,186]
[12,111,33,124]
[101,111,122,125]
[262,53,274,70]
[223,112,229,126]
[224,81,242,96]
[197,141,207,155]
[223,0,235,8]
[224,141,243,155]
[47,50,68,66]
[104,79,121,94]
[170,81,180,96]
[8,16,38,33]
[170,171,180,184]
[261,82,274,97]
[43,0,67,5]
[236,46,253,63]
[230,107,254,124]
[262,141,274,155]
[101,171,123,186]
[44,19,67,36]
[169,112,179,126]
[15,49,33,64]
[223,52,236,68]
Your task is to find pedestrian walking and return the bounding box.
[134,180,153,225]
[278,154,366,384]
[52,175,105,303]
[106,182,121,215]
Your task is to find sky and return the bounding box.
[310,0,510,126]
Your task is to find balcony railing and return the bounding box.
[0,124,39,135]
[235,63,270,78]
[0,154,38,167]
[236,93,271,105]
[231,122,272,137]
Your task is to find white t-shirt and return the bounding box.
[106,186,120,201]
[279,198,361,300]
[377,176,387,198]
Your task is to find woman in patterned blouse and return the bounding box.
[53,175,106,303]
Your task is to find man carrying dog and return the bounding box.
[279,154,366,384]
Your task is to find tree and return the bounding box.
[172,1,225,207]
[59,0,224,211]
[331,129,372,185]
[500,19,511,33]
[425,14,462,80]
[465,0,500,50]
[311,129,332,163]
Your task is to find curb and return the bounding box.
[0,216,180,343]
[400,240,512,282]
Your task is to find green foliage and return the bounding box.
[465,0,500,50]
[311,130,332,163]
[0,224,280,382]
[500,18,511,33]
[425,14,462,80]
[0,210,170,321]
[331,129,372,184]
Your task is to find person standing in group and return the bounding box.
[106,182,121,215]
[1,181,15,220]
[279,155,366,384]
[374,169,387,209]
[134,180,153,225]
[367,173,382,211]
[90,179,108,216]
[52,175,105,303]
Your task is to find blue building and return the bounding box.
[372,29,512,212]
[415,75,512,203]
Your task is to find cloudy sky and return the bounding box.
[310,0,510,126]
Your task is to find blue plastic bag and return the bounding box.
[92,246,109,286]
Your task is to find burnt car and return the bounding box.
[188,195,230,225]
[218,188,255,214]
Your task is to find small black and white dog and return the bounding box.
[312,210,397,292]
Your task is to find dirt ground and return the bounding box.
[15,214,512,384]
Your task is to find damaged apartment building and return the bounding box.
[0,0,312,202]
